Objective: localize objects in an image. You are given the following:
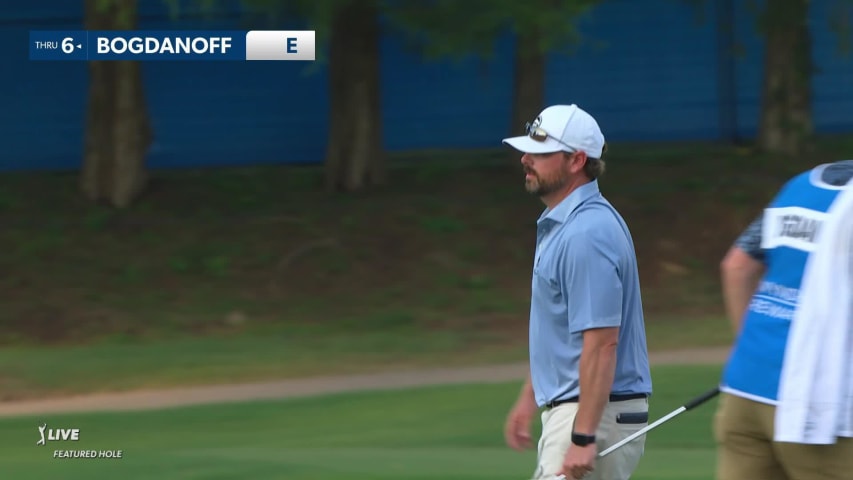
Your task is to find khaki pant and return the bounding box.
[714,393,853,480]
[533,398,648,480]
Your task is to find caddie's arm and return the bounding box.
[721,215,767,334]
[721,247,764,333]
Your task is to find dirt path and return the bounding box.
[0,346,728,418]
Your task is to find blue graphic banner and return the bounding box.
[29,30,315,61]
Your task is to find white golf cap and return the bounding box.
[502,104,606,158]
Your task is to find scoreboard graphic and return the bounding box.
[29,30,316,61]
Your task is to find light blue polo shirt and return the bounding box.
[528,180,652,407]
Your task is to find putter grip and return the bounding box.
[683,387,720,410]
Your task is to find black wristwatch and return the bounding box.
[571,431,596,447]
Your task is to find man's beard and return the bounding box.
[525,168,568,197]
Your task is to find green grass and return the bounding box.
[0,314,731,400]
[1,139,813,348]
[0,316,731,400]
[0,364,723,479]
[0,327,523,400]
[3,138,834,399]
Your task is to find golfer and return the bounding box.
[716,160,853,479]
[501,104,653,480]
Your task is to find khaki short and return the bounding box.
[714,392,853,480]
[533,397,649,480]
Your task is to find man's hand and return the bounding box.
[504,395,537,451]
[559,443,597,479]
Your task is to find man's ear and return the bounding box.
[567,151,587,174]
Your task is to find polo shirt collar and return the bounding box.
[539,180,601,224]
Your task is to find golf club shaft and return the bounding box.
[543,388,720,479]
[597,407,684,457]
[598,387,720,458]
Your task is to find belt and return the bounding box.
[544,392,648,410]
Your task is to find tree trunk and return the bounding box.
[757,0,813,156]
[509,29,545,162]
[82,0,152,208]
[325,0,384,193]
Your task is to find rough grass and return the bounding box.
[2,140,822,343]
[0,136,849,396]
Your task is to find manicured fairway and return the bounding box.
[0,364,722,479]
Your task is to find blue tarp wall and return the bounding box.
[2,0,851,171]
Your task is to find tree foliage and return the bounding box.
[384,0,602,150]
[384,0,600,61]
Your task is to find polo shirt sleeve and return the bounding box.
[562,227,624,333]
[734,213,766,262]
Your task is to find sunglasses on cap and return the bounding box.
[525,122,575,152]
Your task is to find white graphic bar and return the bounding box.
[245,30,315,61]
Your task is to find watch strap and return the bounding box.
[571,431,596,446]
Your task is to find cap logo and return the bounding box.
[531,115,542,129]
